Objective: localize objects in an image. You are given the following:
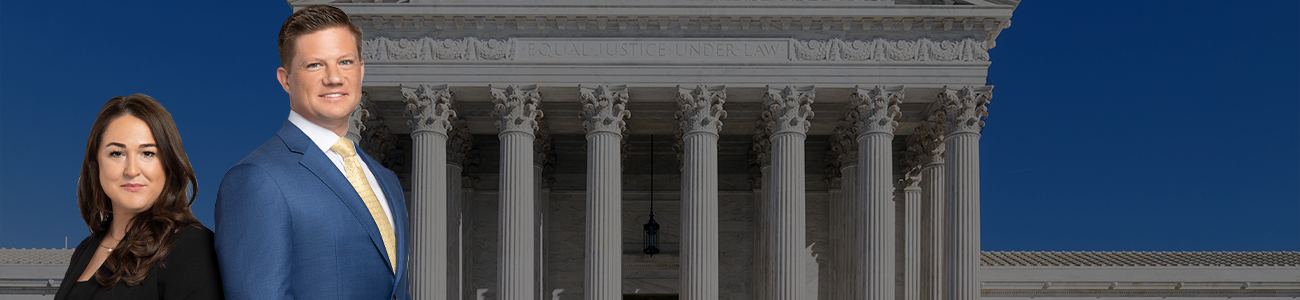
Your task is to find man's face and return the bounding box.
[277,26,364,135]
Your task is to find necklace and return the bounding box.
[99,234,121,253]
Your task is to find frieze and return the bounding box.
[791,37,988,62]
[363,37,513,61]
[361,37,988,63]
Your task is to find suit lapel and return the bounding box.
[358,150,406,282]
[278,122,392,272]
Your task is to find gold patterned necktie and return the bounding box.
[330,138,397,273]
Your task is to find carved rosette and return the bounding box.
[762,85,815,136]
[579,84,631,136]
[850,85,904,135]
[941,85,992,135]
[403,84,456,136]
[490,84,543,136]
[675,85,728,136]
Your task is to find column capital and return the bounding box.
[763,85,815,136]
[347,92,373,140]
[448,118,476,168]
[913,99,947,167]
[534,119,555,186]
[748,114,772,187]
[900,172,922,191]
[491,84,543,136]
[942,85,992,135]
[403,83,456,136]
[831,113,861,168]
[825,119,859,189]
[851,85,905,135]
[676,85,728,136]
[580,84,632,136]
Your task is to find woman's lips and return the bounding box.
[121,183,144,192]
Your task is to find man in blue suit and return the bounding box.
[214,5,410,299]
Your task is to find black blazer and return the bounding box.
[54,225,224,300]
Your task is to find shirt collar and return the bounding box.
[288,110,348,154]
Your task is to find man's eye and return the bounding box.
[340,60,353,66]
[307,63,322,68]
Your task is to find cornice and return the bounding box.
[320,1,1016,19]
[324,3,1013,47]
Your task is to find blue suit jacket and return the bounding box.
[215,121,410,300]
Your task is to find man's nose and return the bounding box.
[324,65,343,85]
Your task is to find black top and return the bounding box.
[54,226,225,300]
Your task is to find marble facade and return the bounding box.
[320,0,1010,299]
[302,0,1294,299]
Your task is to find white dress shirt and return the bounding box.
[288,111,395,227]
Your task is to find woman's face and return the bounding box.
[98,115,166,217]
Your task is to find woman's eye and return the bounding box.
[142,151,157,158]
[107,151,123,158]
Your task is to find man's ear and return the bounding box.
[277,67,291,94]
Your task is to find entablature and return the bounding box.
[289,1,1015,48]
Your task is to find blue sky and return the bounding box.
[2,1,1296,251]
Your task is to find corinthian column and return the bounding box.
[828,116,859,300]
[942,85,991,300]
[851,85,904,300]
[534,119,553,300]
[530,118,551,300]
[911,102,946,300]
[901,173,921,300]
[763,85,814,300]
[447,117,474,300]
[403,84,455,300]
[749,118,771,300]
[577,84,631,300]
[491,84,542,300]
[675,85,726,300]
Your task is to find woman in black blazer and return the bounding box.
[55,94,223,300]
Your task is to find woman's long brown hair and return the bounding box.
[77,94,200,287]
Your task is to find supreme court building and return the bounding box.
[311,0,1300,299]
[3,1,1297,300]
